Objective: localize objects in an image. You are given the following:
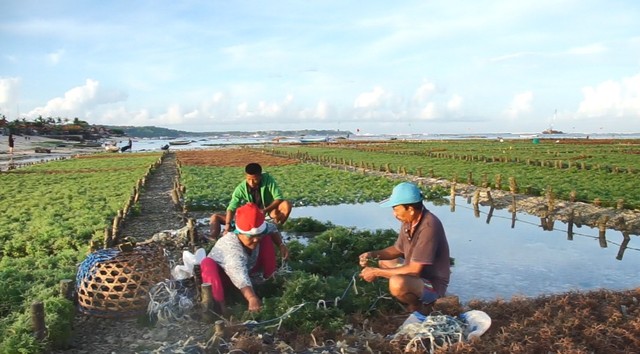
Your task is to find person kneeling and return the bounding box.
[359,182,451,315]
[201,203,289,312]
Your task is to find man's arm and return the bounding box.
[223,209,234,233]
[359,245,424,282]
[261,174,284,212]
[263,199,282,214]
[361,260,424,282]
[359,245,403,266]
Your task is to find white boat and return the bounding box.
[104,145,119,152]
[300,136,328,143]
[168,140,191,146]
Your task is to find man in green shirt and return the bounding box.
[209,162,292,239]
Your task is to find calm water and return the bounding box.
[125,131,640,152]
[288,198,639,303]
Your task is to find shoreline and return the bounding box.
[0,135,104,171]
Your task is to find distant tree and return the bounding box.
[35,116,46,127]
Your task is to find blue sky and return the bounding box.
[1,1,639,135]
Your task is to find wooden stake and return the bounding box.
[59,279,74,301]
[31,301,46,341]
[486,206,494,224]
[201,283,215,323]
[598,216,609,248]
[616,231,631,261]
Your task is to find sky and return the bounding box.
[1,1,639,135]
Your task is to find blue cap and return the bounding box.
[380,182,424,207]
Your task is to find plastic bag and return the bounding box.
[401,311,427,327]
[171,248,206,280]
[459,310,491,340]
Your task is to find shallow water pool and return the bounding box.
[289,198,639,303]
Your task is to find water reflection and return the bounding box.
[289,198,639,303]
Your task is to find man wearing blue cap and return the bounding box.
[359,182,450,314]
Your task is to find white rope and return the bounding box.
[390,314,466,353]
[147,279,196,323]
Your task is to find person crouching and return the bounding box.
[201,202,289,313]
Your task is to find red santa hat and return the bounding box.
[234,203,267,236]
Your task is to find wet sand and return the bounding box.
[0,134,104,171]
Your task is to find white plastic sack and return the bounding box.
[171,248,206,280]
[460,310,491,340]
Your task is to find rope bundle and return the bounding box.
[147,278,198,323]
[391,314,466,352]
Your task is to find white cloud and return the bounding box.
[26,79,127,118]
[354,86,387,108]
[505,91,533,119]
[0,77,21,108]
[447,94,463,111]
[418,102,436,120]
[47,49,65,65]
[577,73,640,117]
[158,104,184,125]
[313,100,331,120]
[413,82,436,103]
[566,43,607,56]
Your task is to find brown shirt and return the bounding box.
[394,209,451,297]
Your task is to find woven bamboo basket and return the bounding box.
[76,244,170,318]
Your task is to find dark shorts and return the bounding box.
[420,278,439,304]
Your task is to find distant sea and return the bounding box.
[118,131,640,153]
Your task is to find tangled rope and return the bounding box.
[390,314,466,353]
[147,279,198,323]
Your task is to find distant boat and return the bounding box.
[543,109,564,134]
[300,137,328,143]
[168,140,191,146]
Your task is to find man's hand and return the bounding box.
[359,252,373,268]
[359,267,378,282]
[224,224,231,234]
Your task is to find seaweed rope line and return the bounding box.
[243,272,362,331]
[390,314,466,353]
[454,202,640,251]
